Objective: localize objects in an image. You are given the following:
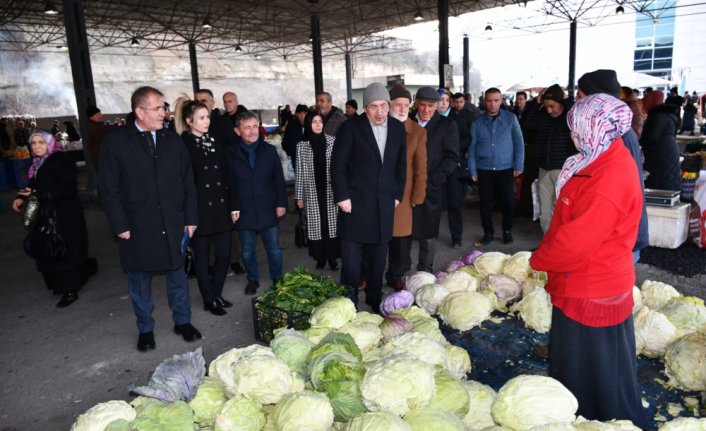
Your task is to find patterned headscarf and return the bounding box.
[28,130,64,178]
[555,94,632,196]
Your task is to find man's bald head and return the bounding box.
[223,92,239,115]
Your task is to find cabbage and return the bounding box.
[438,291,493,331]
[214,397,266,431]
[130,399,194,431]
[272,391,334,431]
[70,400,136,431]
[633,306,677,358]
[209,345,276,396]
[271,329,314,370]
[104,420,131,431]
[527,423,577,430]
[309,351,364,390]
[439,271,478,293]
[340,321,383,351]
[456,265,479,277]
[664,331,706,391]
[426,371,470,417]
[443,344,472,380]
[473,252,510,277]
[408,315,446,343]
[510,287,552,333]
[381,290,415,316]
[393,305,432,321]
[414,283,450,314]
[640,280,681,310]
[310,332,363,363]
[632,286,643,314]
[480,274,522,304]
[462,250,484,265]
[343,411,412,431]
[658,296,706,337]
[573,418,642,430]
[446,260,466,273]
[657,417,706,430]
[379,331,448,368]
[492,375,577,430]
[303,326,333,344]
[403,408,465,431]
[353,311,385,325]
[232,354,294,404]
[309,297,357,329]
[323,379,367,422]
[379,314,413,341]
[502,251,533,282]
[128,348,206,402]
[403,271,437,295]
[360,353,437,416]
[460,381,496,430]
[188,377,228,427]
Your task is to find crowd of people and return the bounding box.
[8,70,705,427]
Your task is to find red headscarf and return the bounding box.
[642,91,664,115]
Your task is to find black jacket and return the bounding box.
[99,117,198,272]
[331,114,406,244]
[641,104,681,191]
[282,119,306,166]
[524,99,576,171]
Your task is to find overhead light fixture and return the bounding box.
[57,45,68,51]
[309,34,314,42]
[485,24,493,31]
[235,44,242,52]
[130,37,139,47]
[283,55,287,60]
[413,10,423,21]
[202,18,212,29]
[44,2,59,15]
[616,5,625,14]
[255,54,262,59]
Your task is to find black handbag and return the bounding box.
[22,194,40,230]
[294,208,308,248]
[24,205,67,259]
[456,163,473,186]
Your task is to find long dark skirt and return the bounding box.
[308,188,340,262]
[549,307,649,429]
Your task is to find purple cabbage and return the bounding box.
[445,260,465,273]
[435,271,449,282]
[380,290,415,316]
[480,274,522,302]
[462,250,484,266]
[379,314,413,340]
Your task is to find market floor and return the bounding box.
[0,191,703,430]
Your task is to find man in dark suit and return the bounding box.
[331,82,406,313]
[196,89,237,146]
[410,87,460,271]
[99,86,200,351]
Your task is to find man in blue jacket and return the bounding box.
[227,111,287,294]
[469,87,524,246]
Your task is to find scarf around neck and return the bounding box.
[239,139,259,168]
[28,130,64,178]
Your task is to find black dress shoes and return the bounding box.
[230,261,245,274]
[137,331,156,352]
[475,233,494,247]
[56,292,79,308]
[204,301,227,316]
[328,260,339,271]
[245,281,259,295]
[503,230,514,244]
[174,323,202,342]
[215,296,233,308]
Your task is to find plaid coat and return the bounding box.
[294,134,338,241]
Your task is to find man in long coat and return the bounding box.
[410,87,460,272]
[331,82,406,312]
[99,86,200,352]
[385,84,427,290]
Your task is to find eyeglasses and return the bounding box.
[139,105,166,113]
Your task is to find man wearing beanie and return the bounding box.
[410,86,460,271]
[385,84,428,290]
[331,82,406,313]
[85,105,112,174]
[469,87,524,245]
[345,100,359,119]
[282,104,309,171]
[577,69,649,262]
[522,84,575,233]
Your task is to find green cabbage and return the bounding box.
[360,353,437,416]
[403,408,465,431]
[439,271,478,293]
[658,296,706,338]
[633,306,677,358]
[309,351,363,390]
[491,375,578,430]
[232,354,294,404]
[272,391,334,431]
[104,419,132,431]
[473,252,510,277]
[409,315,446,343]
[310,332,363,363]
[379,331,448,368]
[271,328,314,370]
[339,321,383,352]
[460,380,496,431]
[343,411,412,431]
[657,417,706,430]
[573,418,642,430]
[443,344,472,380]
[130,399,194,431]
[426,371,470,417]
[352,311,384,325]
[526,423,577,430]
[632,286,643,314]
[323,379,367,422]
[664,331,706,391]
[214,397,266,431]
[188,376,228,427]
[414,283,450,314]
[303,326,333,344]
[309,296,357,329]
[209,345,277,396]
[70,400,136,431]
[502,251,533,282]
[510,287,552,333]
[393,305,432,320]
[640,280,681,310]
[438,291,493,331]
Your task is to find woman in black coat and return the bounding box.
[640,92,681,191]
[12,131,87,307]
[176,98,239,316]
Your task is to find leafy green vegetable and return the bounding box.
[130,399,194,431]
[310,332,363,363]
[257,266,347,314]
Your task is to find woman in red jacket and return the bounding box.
[530,93,648,428]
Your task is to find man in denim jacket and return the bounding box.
[469,87,524,246]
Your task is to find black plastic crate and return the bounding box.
[252,296,310,344]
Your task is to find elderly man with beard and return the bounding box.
[331,83,406,313]
[384,84,428,291]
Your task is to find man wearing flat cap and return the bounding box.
[331,82,406,313]
[522,84,575,233]
[410,86,460,271]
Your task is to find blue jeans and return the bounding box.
[127,268,191,333]
[239,226,283,283]
[632,250,641,264]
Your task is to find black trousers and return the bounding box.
[191,231,232,304]
[340,239,388,310]
[445,171,464,243]
[42,268,82,294]
[477,168,515,235]
[549,307,649,429]
[386,236,411,284]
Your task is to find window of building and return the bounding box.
[632,0,676,78]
